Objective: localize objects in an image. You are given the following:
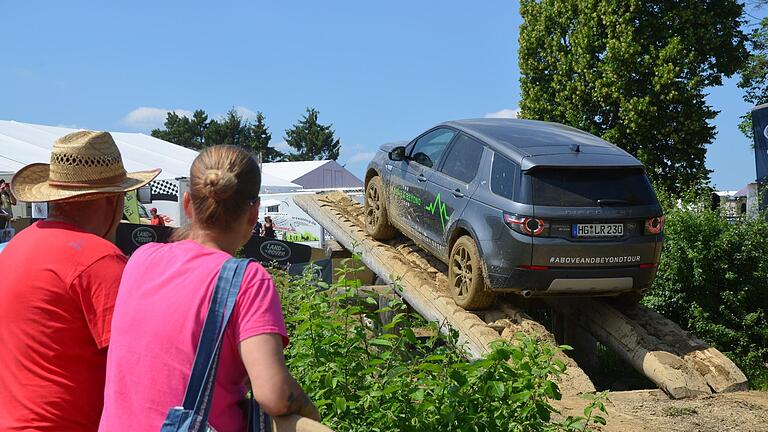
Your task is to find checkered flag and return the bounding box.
[150,180,179,202]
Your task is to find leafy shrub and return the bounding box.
[272,258,606,431]
[645,204,768,389]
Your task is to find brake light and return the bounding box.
[645,215,665,235]
[639,263,657,269]
[504,213,548,236]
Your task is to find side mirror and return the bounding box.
[388,146,406,161]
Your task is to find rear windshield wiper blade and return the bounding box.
[596,199,631,207]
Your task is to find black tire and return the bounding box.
[449,236,495,310]
[365,176,397,240]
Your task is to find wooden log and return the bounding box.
[274,415,334,432]
[324,239,352,259]
[545,298,711,399]
[620,305,748,393]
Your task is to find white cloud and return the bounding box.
[121,107,193,129]
[272,139,292,153]
[485,108,520,119]
[234,106,259,122]
[346,151,376,164]
[211,106,261,122]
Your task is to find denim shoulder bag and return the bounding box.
[161,257,270,432]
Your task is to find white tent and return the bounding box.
[0,120,301,193]
[260,173,302,194]
[0,120,198,179]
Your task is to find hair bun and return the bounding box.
[203,168,237,201]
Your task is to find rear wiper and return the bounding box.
[596,199,631,207]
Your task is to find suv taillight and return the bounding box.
[645,215,665,235]
[504,213,548,236]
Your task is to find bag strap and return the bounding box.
[181,257,251,422]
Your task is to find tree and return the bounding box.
[738,16,768,140]
[151,109,208,150]
[248,112,283,162]
[204,109,247,148]
[518,0,748,195]
[284,108,341,161]
[152,108,284,161]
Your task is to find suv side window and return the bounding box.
[440,134,484,183]
[409,128,457,169]
[490,152,518,200]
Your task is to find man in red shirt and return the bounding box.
[0,131,159,431]
[150,207,165,226]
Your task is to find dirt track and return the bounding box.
[558,390,768,432]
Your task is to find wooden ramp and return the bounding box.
[294,191,748,399]
[274,415,333,432]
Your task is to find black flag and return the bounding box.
[752,103,768,182]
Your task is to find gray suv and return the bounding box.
[364,119,664,309]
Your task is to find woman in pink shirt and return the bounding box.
[99,145,319,431]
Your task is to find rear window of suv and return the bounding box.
[527,168,657,207]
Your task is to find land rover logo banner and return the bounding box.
[115,223,174,256]
[242,235,312,264]
[751,104,768,183]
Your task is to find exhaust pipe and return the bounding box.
[521,290,532,298]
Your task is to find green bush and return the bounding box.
[271,259,606,431]
[645,205,768,389]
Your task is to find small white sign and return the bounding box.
[32,202,48,219]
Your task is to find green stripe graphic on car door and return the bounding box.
[425,193,450,233]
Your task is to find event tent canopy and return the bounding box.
[0,120,301,192]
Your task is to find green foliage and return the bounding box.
[151,109,209,150]
[271,258,607,431]
[518,0,748,195]
[284,108,341,161]
[738,16,768,140]
[151,108,284,161]
[250,112,283,162]
[644,204,768,389]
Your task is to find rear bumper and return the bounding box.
[487,265,658,295]
[478,223,662,295]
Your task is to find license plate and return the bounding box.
[572,223,623,237]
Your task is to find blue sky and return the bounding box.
[0,0,762,190]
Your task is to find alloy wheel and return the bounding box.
[451,245,472,298]
[365,182,382,229]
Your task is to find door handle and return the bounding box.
[452,188,464,198]
[417,174,427,182]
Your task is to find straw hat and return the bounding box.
[11,130,161,203]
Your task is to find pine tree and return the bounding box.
[248,112,284,162]
[151,109,207,150]
[151,108,285,161]
[284,108,341,161]
[205,109,246,148]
